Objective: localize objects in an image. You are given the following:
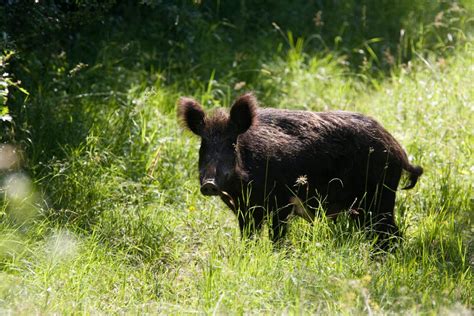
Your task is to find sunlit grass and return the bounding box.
[2,0,473,309]
[1,44,472,313]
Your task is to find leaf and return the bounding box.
[0,114,13,122]
[16,86,29,96]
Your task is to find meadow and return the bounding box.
[1,1,473,314]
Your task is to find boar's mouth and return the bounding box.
[200,180,236,211]
[219,190,236,212]
[200,179,220,196]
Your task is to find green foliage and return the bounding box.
[0,51,29,143]
[0,1,472,314]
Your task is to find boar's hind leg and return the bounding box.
[372,189,401,249]
[367,169,402,250]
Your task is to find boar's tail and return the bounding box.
[401,163,424,190]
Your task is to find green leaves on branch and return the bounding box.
[1,51,29,122]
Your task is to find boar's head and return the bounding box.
[178,93,257,196]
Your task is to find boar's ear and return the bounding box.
[177,97,206,136]
[229,93,257,135]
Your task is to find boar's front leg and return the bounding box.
[220,193,264,239]
[270,205,293,244]
[237,205,264,240]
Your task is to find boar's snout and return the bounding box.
[201,179,220,196]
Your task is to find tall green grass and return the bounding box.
[1,44,472,313]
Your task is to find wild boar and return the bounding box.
[178,93,423,247]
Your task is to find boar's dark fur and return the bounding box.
[178,93,423,248]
